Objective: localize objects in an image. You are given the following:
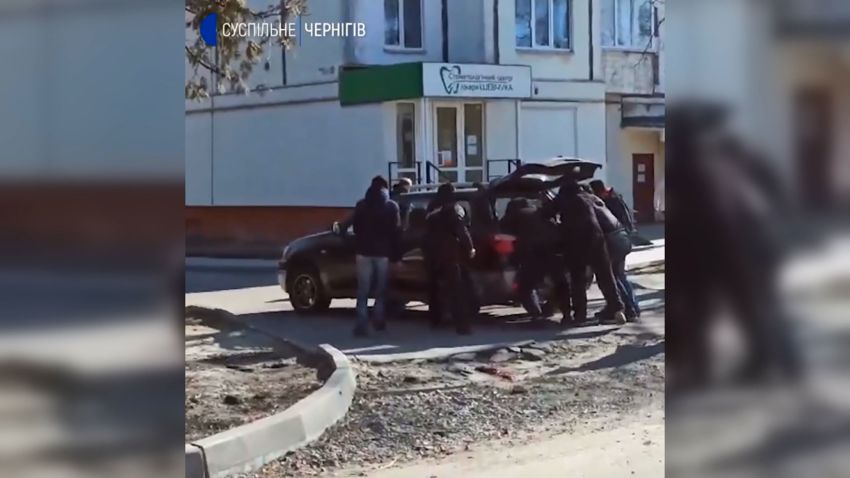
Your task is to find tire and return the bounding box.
[287,265,331,314]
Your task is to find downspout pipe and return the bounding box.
[441,0,449,62]
[493,0,500,64]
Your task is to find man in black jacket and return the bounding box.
[351,176,401,337]
[423,183,476,335]
[552,180,626,326]
[589,180,636,233]
[500,198,570,324]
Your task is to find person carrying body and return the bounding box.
[551,179,626,326]
[500,197,571,325]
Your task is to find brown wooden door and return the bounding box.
[632,154,655,223]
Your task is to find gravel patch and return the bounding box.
[247,352,663,477]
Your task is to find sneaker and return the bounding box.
[625,310,639,322]
[559,317,575,328]
[613,311,627,325]
[353,326,369,338]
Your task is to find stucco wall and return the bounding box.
[602,50,657,95]
[604,102,664,211]
[185,96,386,208]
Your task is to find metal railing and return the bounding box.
[486,159,522,181]
[387,158,523,188]
[387,161,422,185]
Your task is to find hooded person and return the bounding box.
[351,175,401,337]
[552,179,626,326]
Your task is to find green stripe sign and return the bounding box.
[339,62,533,105]
[339,62,423,106]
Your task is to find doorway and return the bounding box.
[632,153,655,223]
[433,102,485,183]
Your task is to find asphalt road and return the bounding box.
[185,258,665,363]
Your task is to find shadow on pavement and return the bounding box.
[545,341,665,375]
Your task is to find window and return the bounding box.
[396,103,416,169]
[385,0,422,49]
[602,0,654,49]
[515,0,571,49]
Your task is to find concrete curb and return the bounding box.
[185,308,356,478]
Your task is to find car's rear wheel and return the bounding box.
[287,266,331,314]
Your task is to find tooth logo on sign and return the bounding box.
[439,65,462,94]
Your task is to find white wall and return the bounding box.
[602,50,657,95]
[521,103,578,161]
[285,0,347,85]
[185,98,386,207]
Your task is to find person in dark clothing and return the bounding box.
[500,198,571,323]
[589,180,636,234]
[586,193,640,321]
[551,180,626,326]
[423,183,476,335]
[351,176,401,337]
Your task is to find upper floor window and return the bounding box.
[385,0,423,49]
[602,0,654,49]
[515,0,571,50]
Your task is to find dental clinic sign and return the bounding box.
[422,63,532,99]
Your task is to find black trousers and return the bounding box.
[569,238,624,319]
[427,261,471,329]
[517,252,572,319]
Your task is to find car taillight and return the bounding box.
[492,234,516,256]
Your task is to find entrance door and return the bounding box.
[632,154,655,223]
[433,103,485,183]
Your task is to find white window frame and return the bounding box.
[602,0,657,52]
[515,0,572,52]
[384,0,425,52]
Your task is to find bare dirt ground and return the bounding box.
[185,313,321,442]
[248,305,665,476]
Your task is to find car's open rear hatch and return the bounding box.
[488,157,601,193]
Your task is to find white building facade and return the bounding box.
[600,0,665,222]
[186,0,617,253]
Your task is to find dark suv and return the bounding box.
[278,159,600,314]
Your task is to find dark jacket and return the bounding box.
[423,200,473,265]
[553,184,605,250]
[500,201,558,259]
[588,194,625,235]
[601,191,635,233]
[352,186,401,259]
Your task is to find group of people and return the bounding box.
[502,179,641,327]
[345,173,641,337]
[346,175,475,337]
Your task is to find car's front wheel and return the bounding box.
[287,266,331,314]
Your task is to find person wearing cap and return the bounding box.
[423,182,476,335]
